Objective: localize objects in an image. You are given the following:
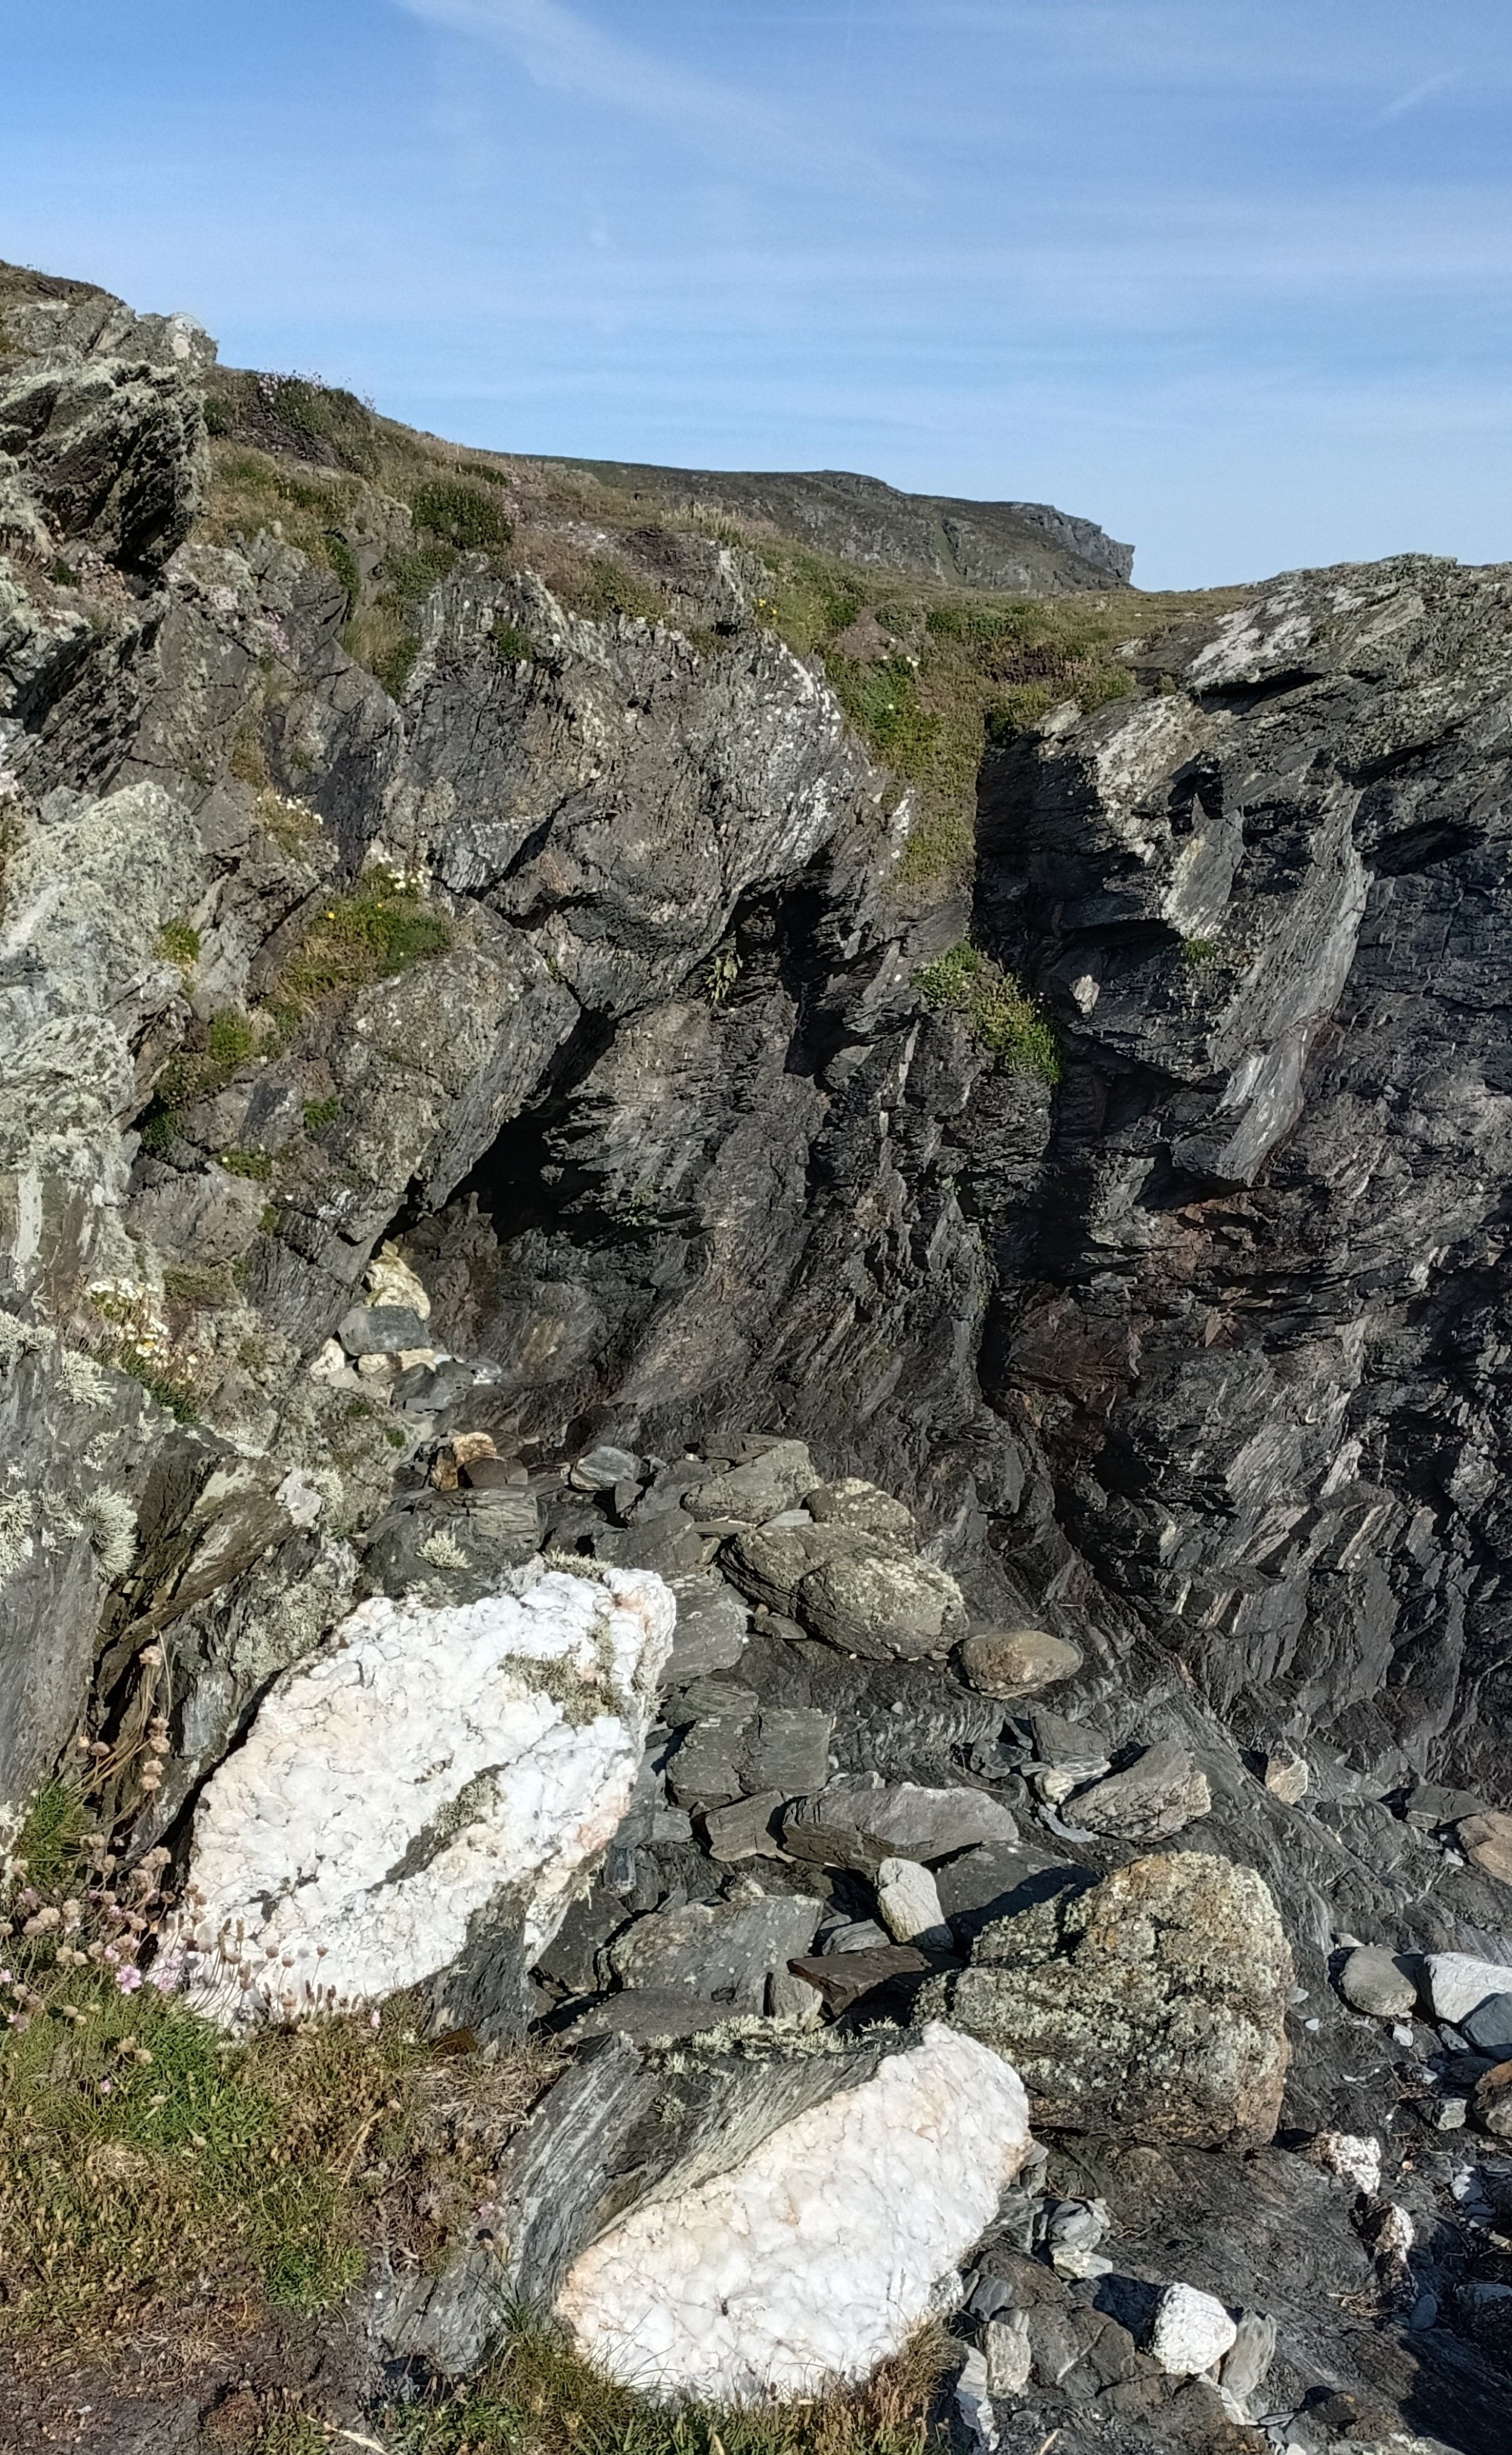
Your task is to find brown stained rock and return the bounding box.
[1458,1809,1512,1888]
[1473,2057,1512,2139]
[956,1626,1083,1700]
[920,1850,1292,2148]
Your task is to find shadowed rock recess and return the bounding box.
[5,265,1512,2455]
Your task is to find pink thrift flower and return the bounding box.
[369,2009,381,2029]
[98,2077,113,2095]
[116,1964,142,1994]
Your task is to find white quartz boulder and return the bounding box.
[169,1564,674,2024]
[554,2023,1031,2402]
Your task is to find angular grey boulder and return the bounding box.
[682,1438,816,1524]
[780,1778,1018,1873]
[921,1849,1293,2147]
[1070,1741,1212,1841]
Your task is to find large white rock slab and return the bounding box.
[169,1565,674,2023]
[554,2023,1031,2402]
[1422,1951,1512,2026]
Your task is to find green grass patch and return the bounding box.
[1,1820,559,2367]
[220,1147,274,1183]
[275,870,453,1015]
[1182,935,1221,970]
[915,942,1060,1082]
[302,1094,342,1133]
[376,2309,948,2455]
[153,921,200,970]
[413,478,513,555]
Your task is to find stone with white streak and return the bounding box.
[554,2023,1031,2402]
[169,1565,674,2027]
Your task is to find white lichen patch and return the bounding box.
[169,1565,674,2024]
[556,2023,1032,2403]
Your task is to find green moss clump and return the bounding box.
[915,941,1060,1082]
[220,1148,274,1183]
[276,871,453,1015]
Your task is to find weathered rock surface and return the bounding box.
[1337,1945,1417,2019]
[957,1626,1083,1700]
[922,1852,1292,2147]
[8,265,1512,2454]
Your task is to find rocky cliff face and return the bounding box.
[5,271,1512,2455]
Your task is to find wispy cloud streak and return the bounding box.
[392,0,882,178]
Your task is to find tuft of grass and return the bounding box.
[162,1262,237,1311]
[379,2310,950,2455]
[569,556,668,626]
[9,1781,91,1889]
[302,1094,342,1133]
[915,942,1060,1083]
[491,617,537,665]
[275,870,453,1016]
[220,1147,274,1183]
[208,1009,257,1069]
[1182,934,1221,970]
[413,479,513,556]
[154,920,200,970]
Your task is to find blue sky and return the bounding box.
[2,0,1510,587]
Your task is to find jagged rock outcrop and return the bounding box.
[8,268,1512,2455]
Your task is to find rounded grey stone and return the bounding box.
[1339,1945,1418,2020]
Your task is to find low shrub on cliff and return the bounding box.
[275,869,453,1015]
[915,942,1060,1083]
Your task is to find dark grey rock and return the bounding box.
[661,1571,750,1682]
[779,1778,1018,1874]
[569,1443,643,1491]
[1462,1993,1512,2059]
[337,1303,432,1355]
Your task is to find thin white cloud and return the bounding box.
[1378,68,1461,121]
[392,0,880,178]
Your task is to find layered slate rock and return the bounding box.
[169,1564,674,2027]
[921,1851,1292,2147]
[553,2024,1031,2401]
